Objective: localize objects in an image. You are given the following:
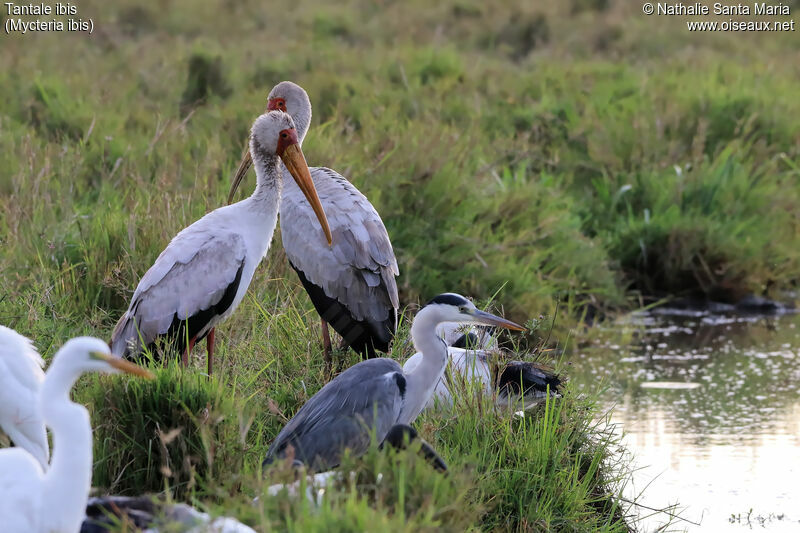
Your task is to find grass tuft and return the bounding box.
[81,365,247,500]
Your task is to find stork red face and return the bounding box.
[276,128,299,156]
[268,97,287,112]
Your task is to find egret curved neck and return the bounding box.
[39,363,93,531]
[399,310,449,424]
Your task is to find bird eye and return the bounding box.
[281,132,288,139]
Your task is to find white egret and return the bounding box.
[229,81,398,362]
[0,336,153,532]
[111,111,332,375]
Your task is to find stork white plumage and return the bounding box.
[0,326,49,470]
[0,336,153,533]
[228,81,399,364]
[111,111,332,375]
[261,293,524,472]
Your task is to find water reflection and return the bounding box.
[571,310,800,531]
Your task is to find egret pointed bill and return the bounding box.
[469,309,526,331]
[89,351,156,379]
[227,138,333,247]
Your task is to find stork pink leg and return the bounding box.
[321,319,332,368]
[183,336,197,367]
[207,328,216,377]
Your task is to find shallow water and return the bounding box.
[570,309,800,532]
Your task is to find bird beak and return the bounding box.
[469,309,526,331]
[280,143,333,246]
[90,351,156,379]
[227,147,253,205]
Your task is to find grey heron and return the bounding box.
[0,325,49,470]
[111,111,332,376]
[262,293,524,472]
[228,81,398,363]
[0,336,153,532]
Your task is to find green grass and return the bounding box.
[1,0,798,530]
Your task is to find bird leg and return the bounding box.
[182,336,197,367]
[321,319,332,371]
[206,328,216,377]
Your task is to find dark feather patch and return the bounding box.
[393,372,406,400]
[497,361,562,398]
[290,261,394,358]
[150,261,244,358]
[380,424,447,473]
[81,496,157,531]
[426,293,470,308]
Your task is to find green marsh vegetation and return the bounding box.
[1,0,798,530]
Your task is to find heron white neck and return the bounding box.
[39,360,93,532]
[399,308,449,424]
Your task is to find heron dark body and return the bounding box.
[264,358,405,471]
[497,361,562,398]
[133,263,244,360]
[289,261,394,358]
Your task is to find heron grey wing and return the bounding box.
[280,167,399,323]
[266,358,404,470]
[110,232,247,355]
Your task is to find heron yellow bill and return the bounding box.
[280,143,333,246]
[90,351,155,379]
[227,147,253,205]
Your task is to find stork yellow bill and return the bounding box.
[228,130,333,246]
